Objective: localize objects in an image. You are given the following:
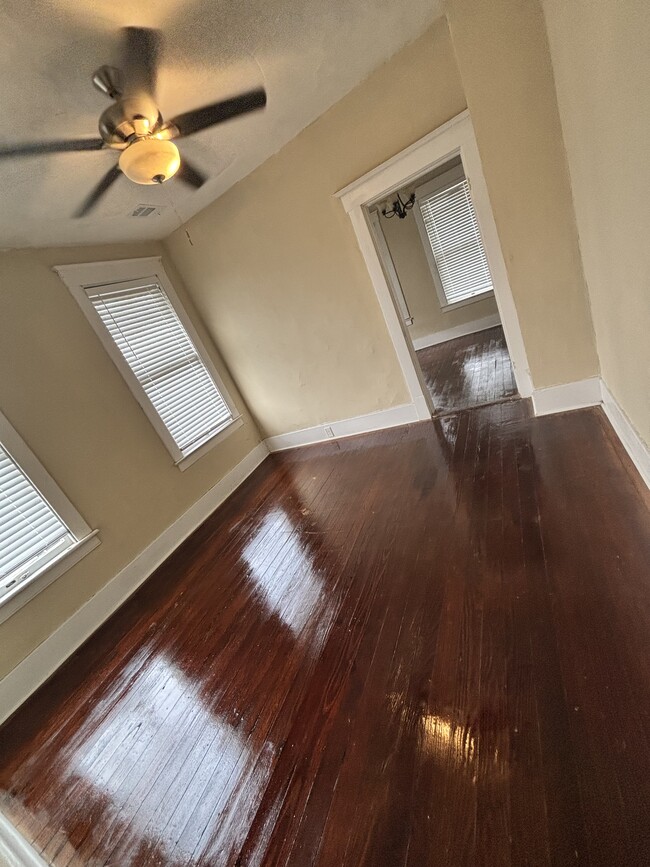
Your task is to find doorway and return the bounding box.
[336,111,532,422]
[367,155,518,416]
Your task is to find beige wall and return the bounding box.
[165,21,467,437]
[444,0,599,387]
[5,0,642,686]
[542,0,650,445]
[0,243,261,678]
[376,183,499,343]
[166,2,604,443]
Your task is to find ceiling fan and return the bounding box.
[0,27,267,217]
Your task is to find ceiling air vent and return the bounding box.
[130,204,164,217]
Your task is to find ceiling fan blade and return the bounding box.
[176,159,207,189]
[74,164,121,218]
[167,88,267,138]
[0,139,105,158]
[121,26,162,97]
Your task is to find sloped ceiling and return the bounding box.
[0,0,443,248]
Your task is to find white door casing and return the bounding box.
[335,110,533,413]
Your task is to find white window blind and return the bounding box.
[418,178,493,306]
[0,442,75,602]
[87,282,234,459]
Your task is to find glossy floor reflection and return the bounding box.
[417,324,518,415]
[1,402,650,866]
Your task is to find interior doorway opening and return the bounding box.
[366,155,518,417]
[336,111,533,424]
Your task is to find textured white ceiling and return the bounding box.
[0,0,443,249]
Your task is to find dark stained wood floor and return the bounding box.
[417,325,518,416]
[1,402,650,866]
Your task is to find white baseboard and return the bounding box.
[412,314,501,351]
[0,811,48,867]
[600,381,650,489]
[264,403,420,452]
[532,377,602,417]
[0,442,269,726]
[531,376,648,490]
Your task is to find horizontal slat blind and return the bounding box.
[0,443,74,600]
[418,179,493,305]
[87,283,233,457]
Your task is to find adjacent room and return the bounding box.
[366,155,517,416]
[0,1,649,865]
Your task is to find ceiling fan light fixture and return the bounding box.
[118,138,180,185]
[0,27,267,214]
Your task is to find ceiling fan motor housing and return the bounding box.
[98,96,162,147]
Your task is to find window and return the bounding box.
[87,281,233,458]
[56,258,241,470]
[0,410,98,621]
[414,163,494,308]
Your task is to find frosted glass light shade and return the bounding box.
[119,139,181,185]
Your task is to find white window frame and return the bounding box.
[55,257,242,471]
[0,409,100,624]
[413,162,495,311]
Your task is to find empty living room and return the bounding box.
[0,0,648,865]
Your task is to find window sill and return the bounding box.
[441,290,494,312]
[175,416,244,471]
[0,531,101,626]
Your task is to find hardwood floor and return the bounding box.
[417,325,518,415]
[1,402,650,866]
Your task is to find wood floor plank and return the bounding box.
[417,325,518,416]
[1,402,649,866]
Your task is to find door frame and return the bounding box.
[335,110,533,420]
[367,209,413,327]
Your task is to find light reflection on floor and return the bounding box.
[420,713,476,767]
[416,325,518,416]
[242,507,325,637]
[69,654,260,863]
